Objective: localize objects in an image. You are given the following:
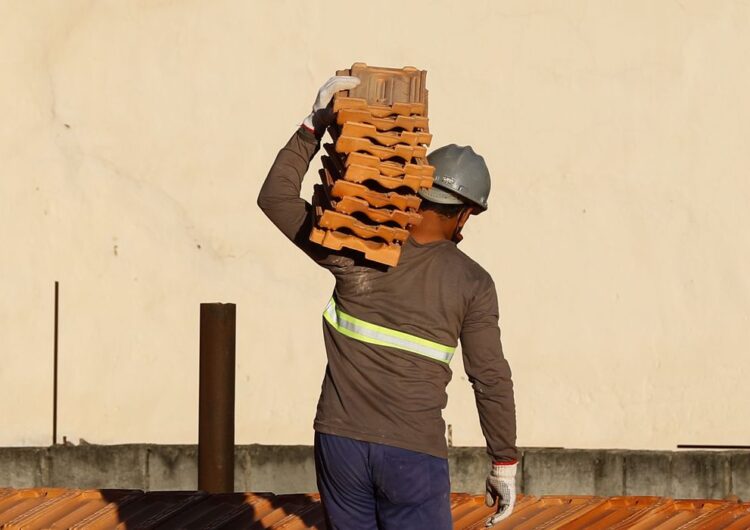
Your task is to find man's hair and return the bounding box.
[419,199,467,218]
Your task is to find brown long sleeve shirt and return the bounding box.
[257,127,518,461]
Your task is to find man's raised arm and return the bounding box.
[257,126,319,242]
[257,76,361,246]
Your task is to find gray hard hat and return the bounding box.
[418,144,491,212]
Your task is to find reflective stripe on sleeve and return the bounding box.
[323,297,456,364]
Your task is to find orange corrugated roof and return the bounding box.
[1,488,749,529]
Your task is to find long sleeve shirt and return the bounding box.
[257,127,518,461]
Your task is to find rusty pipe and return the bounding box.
[198,303,236,493]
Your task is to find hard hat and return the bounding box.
[418,144,491,213]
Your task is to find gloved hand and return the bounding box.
[302,75,361,138]
[485,461,517,527]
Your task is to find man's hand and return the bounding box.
[302,76,361,137]
[485,461,517,527]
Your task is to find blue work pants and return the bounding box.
[314,431,452,530]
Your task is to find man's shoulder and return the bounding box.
[441,243,495,287]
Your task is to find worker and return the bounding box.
[258,76,518,530]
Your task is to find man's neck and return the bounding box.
[409,209,461,244]
[409,224,450,244]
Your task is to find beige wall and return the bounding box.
[2,0,749,450]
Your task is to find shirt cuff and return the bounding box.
[297,125,319,144]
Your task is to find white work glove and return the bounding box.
[302,76,361,137]
[485,461,517,527]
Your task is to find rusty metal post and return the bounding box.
[53,281,59,446]
[198,303,236,493]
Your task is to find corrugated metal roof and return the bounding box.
[1,488,749,529]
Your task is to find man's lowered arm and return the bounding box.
[460,276,518,526]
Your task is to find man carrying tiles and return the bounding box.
[258,72,518,530]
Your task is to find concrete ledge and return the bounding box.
[46,444,148,489]
[449,447,500,494]
[669,452,730,499]
[731,453,750,500]
[0,445,748,499]
[523,449,623,496]
[246,445,316,493]
[147,445,197,491]
[624,451,672,496]
[622,451,733,498]
[0,447,46,488]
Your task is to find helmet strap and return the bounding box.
[451,207,473,243]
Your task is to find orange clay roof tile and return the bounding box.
[340,122,432,148]
[336,108,429,132]
[335,135,428,161]
[330,179,422,212]
[310,227,402,267]
[337,63,428,108]
[2,490,750,529]
[333,195,422,229]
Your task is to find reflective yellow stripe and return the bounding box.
[323,297,456,363]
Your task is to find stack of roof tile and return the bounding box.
[309,63,434,267]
